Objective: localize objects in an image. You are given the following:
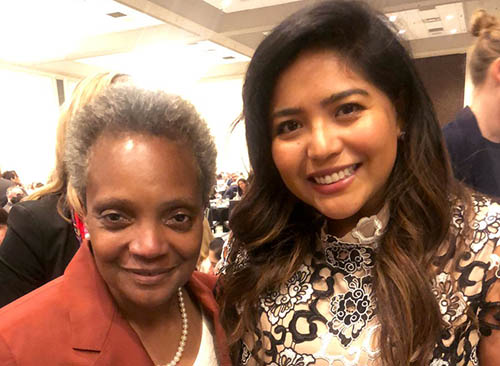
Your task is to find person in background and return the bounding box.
[2,186,27,213]
[443,9,500,196]
[1,171,21,186]
[0,209,7,245]
[222,182,239,200]
[0,72,127,308]
[217,1,500,365]
[0,85,230,366]
[0,171,15,208]
[236,178,248,198]
[200,237,224,275]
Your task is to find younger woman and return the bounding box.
[218,1,500,365]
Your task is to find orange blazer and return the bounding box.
[0,241,232,366]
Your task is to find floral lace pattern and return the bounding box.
[231,196,500,365]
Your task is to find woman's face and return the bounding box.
[84,133,204,311]
[270,49,400,235]
[238,180,247,190]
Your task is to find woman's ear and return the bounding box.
[490,57,500,85]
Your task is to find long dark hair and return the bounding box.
[218,1,468,365]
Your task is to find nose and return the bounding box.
[129,222,167,260]
[306,118,342,161]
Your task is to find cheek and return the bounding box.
[272,141,301,177]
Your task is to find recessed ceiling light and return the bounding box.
[446,15,454,20]
[107,12,127,18]
[389,15,397,22]
[450,28,457,34]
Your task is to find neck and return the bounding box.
[471,87,500,142]
[119,294,179,332]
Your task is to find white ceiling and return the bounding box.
[388,2,468,40]
[202,0,303,13]
[0,0,498,81]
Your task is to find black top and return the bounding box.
[0,193,80,307]
[443,107,500,197]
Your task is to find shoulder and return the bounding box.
[443,108,479,144]
[0,277,67,341]
[8,194,69,232]
[451,194,500,255]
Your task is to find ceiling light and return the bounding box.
[398,29,406,34]
[446,15,454,20]
[389,15,397,22]
[450,28,457,34]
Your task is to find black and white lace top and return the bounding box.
[222,195,500,366]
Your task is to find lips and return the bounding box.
[126,268,172,276]
[124,266,175,285]
[308,164,360,185]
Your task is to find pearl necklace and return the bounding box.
[157,287,188,366]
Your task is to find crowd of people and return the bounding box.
[0,1,498,365]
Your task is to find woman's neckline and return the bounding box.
[320,204,389,246]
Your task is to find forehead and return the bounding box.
[86,133,201,202]
[271,48,393,114]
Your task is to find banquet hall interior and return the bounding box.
[0,0,499,202]
[0,0,500,235]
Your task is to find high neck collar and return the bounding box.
[320,204,390,247]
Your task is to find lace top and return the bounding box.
[222,195,500,366]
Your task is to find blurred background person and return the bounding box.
[200,237,224,275]
[2,185,27,213]
[0,72,127,308]
[443,9,500,196]
[236,178,248,198]
[0,171,15,208]
[0,85,230,366]
[1,170,21,186]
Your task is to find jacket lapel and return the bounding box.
[61,242,153,365]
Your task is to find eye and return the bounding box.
[165,212,193,232]
[335,103,364,118]
[99,211,131,230]
[275,120,302,136]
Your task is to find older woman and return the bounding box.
[217,1,500,366]
[0,85,231,366]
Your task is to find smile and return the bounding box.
[125,267,173,276]
[312,165,357,185]
[124,267,176,286]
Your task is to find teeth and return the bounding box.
[313,166,355,185]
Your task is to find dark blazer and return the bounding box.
[0,241,232,366]
[0,193,80,307]
[443,107,500,196]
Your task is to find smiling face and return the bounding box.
[271,49,401,236]
[84,133,204,312]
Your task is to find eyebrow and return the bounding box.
[320,88,369,107]
[92,197,201,214]
[271,88,369,119]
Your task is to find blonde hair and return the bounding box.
[469,9,500,86]
[28,72,128,220]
